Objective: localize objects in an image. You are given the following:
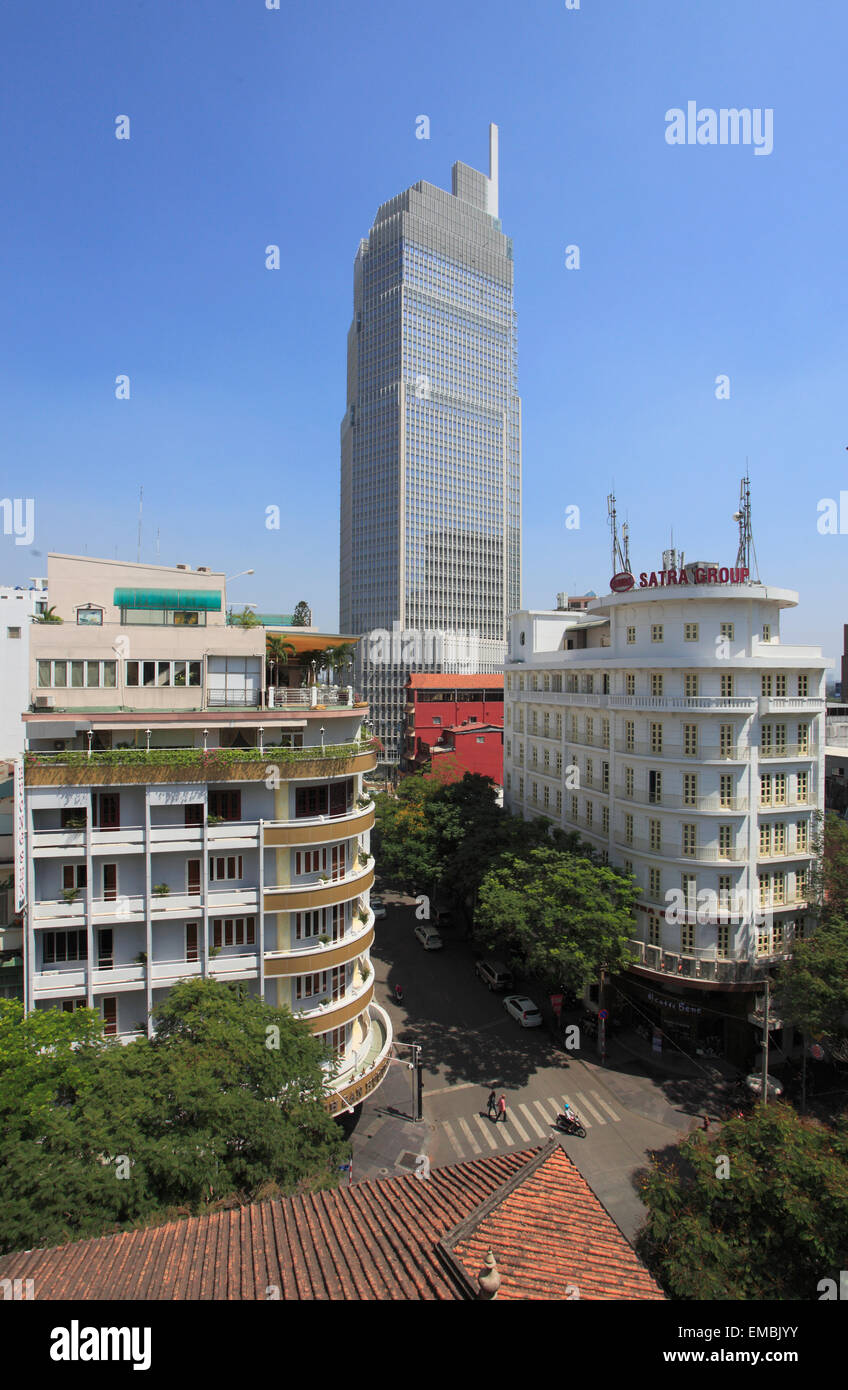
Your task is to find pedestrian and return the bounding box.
[497,1094,507,1123]
[486,1088,497,1120]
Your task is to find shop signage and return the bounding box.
[644,989,702,1016]
[550,993,563,1017]
[609,566,751,591]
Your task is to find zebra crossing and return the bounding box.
[438,1090,623,1161]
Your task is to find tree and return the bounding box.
[228,606,260,628]
[0,983,348,1255]
[475,846,637,991]
[636,1103,848,1300]
[291,601,311,626]
[266,635,296,686]
[35,605,63,624]
[776,813,848,1047]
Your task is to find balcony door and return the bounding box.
[102,864,118,901]
[97,928,113,969]
[93,794,120,829]
[329,845,344,881]
[186,859,201,896]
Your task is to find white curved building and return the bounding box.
[503,559,828,1066]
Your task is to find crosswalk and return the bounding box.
[438,1090,623,1161]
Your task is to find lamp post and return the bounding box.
[226,569,255,582]
[145,729,151,753]
[86,730,93,759]
[320,725,325,753]
[258,725,264,755]
[202,728,209,752]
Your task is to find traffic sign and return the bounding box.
[598,1008,608,1021]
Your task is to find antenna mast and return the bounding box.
[607,493,627,573]
[734,472,759,581]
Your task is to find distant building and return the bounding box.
[428,722,504,785]
[404,673,504,773]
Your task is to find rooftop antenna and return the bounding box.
[622,520,631,572]
[607,493,627,573]
[136,487,143,563]
[155,527,160,559]
[733,470,760,581]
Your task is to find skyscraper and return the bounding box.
[340,124,521,765]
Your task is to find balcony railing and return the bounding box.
[625,937,791,984]
[759,743,816,759]
[615,740,746,760]
[613,834,745,861]
[614,787,748,812]
[610,695,757,712]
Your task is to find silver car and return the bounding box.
[414,924,443,950]
[504,995,543,1028]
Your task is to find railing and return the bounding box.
[762,697,825,712]
[613,834,745,861]
[206,689,262,709]
[759,743,816,759]
[609,695,756,712]
[266,685,356,709]
[625,937,788,984]
[615,740,746,760]
[264,910,374,964]
[25,742,370,770]
[614,787,748,811]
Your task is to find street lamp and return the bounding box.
[320,725,325,752]
[226,569,255,582]
[145,729,151,753]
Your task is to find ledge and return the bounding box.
[25,748,377,786]
[263,802,374,846]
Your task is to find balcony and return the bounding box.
[324,1001,392,1117]
[613,834,744,862]
[264,856,375,913]
[625,938,784,987]
[25,744,376,787]
[615,740,746,761]
[264,913,375,976]
[610,695,757,713]
[760,697,825,715]
[263,799,375,847]
[295,964,375,1033]
[758,744,816,760]
[615,787,748,812]
[266,685,356,710]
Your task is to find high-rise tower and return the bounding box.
[340,124,521,765]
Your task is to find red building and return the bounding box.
[429,722,504,785]
[405,674,504,782]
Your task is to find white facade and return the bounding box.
[503,568,827,1055]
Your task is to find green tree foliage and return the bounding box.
[475,847,637,991]
[291,601,311,626]
[636,1103,848,1300]
[777,813,848,1044]
[0,982,347,1255]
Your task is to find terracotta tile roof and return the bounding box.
[406,673,504,689]
[0,1142,662,1300]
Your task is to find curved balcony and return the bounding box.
[625,938,775,989]
[615,740,747,762]
[615,787,747,812]
[298,974,375,1033]
[264,917,375,976]
[263,800,375,848]
[613,834,745,862]
[610,695,757,714]
[324,1001,393,1117]
[264,856,374,913]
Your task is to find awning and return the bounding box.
[114,588,222,612]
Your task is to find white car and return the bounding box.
[370,896,387,920]
[414,925,443,950]
[504,995,543,1028]
[744,1073,784,1099]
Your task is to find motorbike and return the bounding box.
[555,1109,586,1138]
[394,984,404,1003]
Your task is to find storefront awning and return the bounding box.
[114,588,222,612]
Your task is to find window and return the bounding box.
[209,855,244,881]
[796,867,808,900]
[760,774,771,806]
[651,625,663,643]
[625,673,635,695]
[649,819,661,851]
[758,874,769,906]
[775,674,787,697]
[625,720,635,752]
[6,626,20,639]
[586,800,593,826]
[649,867,661,900]
[683,724,698,756]
[762,624,771,642]
[717,923,730,958]
[761,673,773,697]
[43,929,87,964]
[773,823,786,855]
[626,626,636,644]
[773,872,785,905]
[796,820,808,851]
[681,873,696,912]
[602,761,609,792]
[720,622,734,641]
[624,813,634,845]
[774,773,786,805]
[718,824,733,857]
[648,916,660,946]
[624,766,634,797]
[796,771,808,803]
[648,769,662,803]
[683,773,698,806]
[759,823,771,856]
[684,674,698,698]
[651,673,663,697]
[602,718,609,748]
[126,659,202,687]
[555,751,562,775]
[650,722,663,754]
[756,928,771,958]
[586,758,594,787]
[295,849,325,875]
[720,673,734,698]
[681,923,695,953]
[719,724,734,757]
[186,923,198,962]
[797,674,808,697]
[543,785,550,809]
[624,859,633,876]
[295,970,326,1000]
[585,716,594,744]
[62,863,87,891]
[571,795,578,820]
[601,805,609,832]
[101,997,117,1037]
[212,917,256,948]
[718,876,732,914]
[209,790,241,822]
[684,623,698,642]
[797,723,809,754]
[555,789,562,813]
[682,823,696,857]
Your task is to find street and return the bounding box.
[352,893,708,1240]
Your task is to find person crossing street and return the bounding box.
[497,1093,507,1123]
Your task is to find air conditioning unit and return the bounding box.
[196,566,210,573]
[176,563,189,570]
[34,695,55,709]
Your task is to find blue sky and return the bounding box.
[1,1,846,669]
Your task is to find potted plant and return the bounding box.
[152,883,170,897]
[209,945,221,958]
[62,886,80,905]
[65,815,86,829]
[318,934,331,945]
[319,997,330,1008]
[134,951,148,965]
[208,814,224,825]
[318,873,329,883]
[357,849,368,866]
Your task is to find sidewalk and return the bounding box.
[347,1052,433,1184]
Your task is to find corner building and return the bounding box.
[503,560,827,1068]
[19,555,390,1116]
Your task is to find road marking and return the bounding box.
[536,1096,561,1123]
[472,1114,500,1150]
[592,1091,621,1122]
[503,1108,531,1142]
[518,1103,547,1139]
[423,1081,477,1098]
[442,1120,464,1159]
[532,1099,558,1133]
[575,1091,606,1125]
[457,1117,482,1155]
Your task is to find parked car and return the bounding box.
[743,1073,784,1099]
[414,924,443,950]
[370,896,387,920]
[475,959,513,991]
[504,995,543,1028]
[432,904,454,929]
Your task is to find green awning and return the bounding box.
[114,588,222,612]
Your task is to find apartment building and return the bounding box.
[18,554,390,1116]
[503,557,827,1067]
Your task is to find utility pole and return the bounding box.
[761,976,770,1105]
[414,1043,423,1121]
